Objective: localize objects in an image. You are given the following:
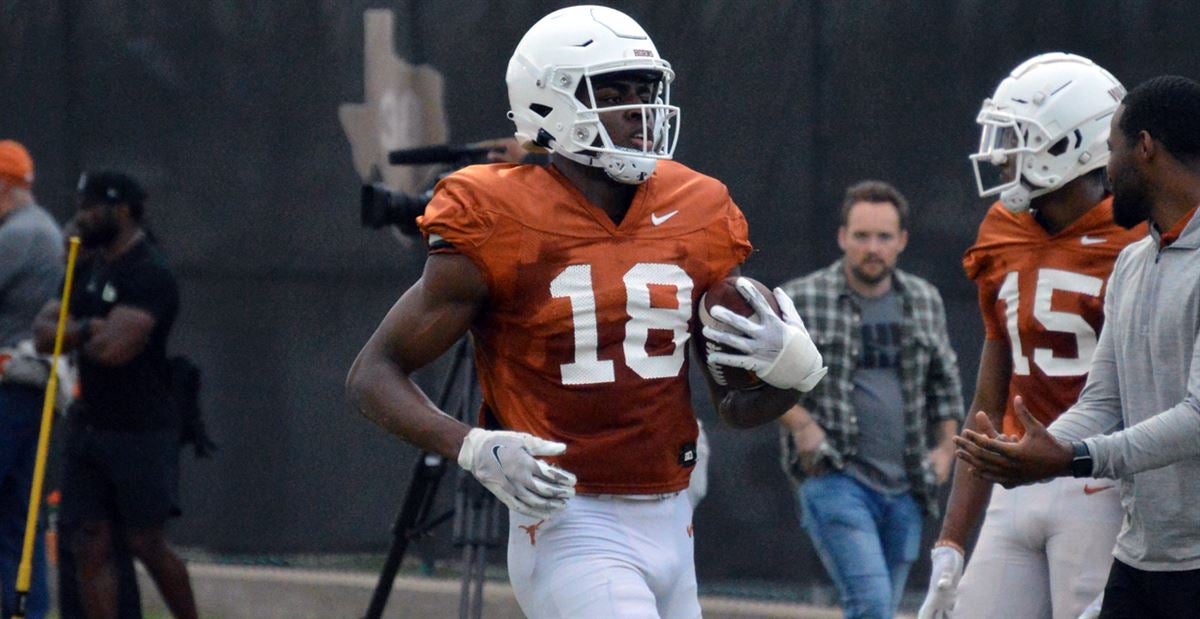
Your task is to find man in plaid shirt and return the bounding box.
[779,180,963,619]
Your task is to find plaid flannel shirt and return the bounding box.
[779,260,963,517]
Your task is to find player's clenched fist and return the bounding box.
[704,278,827,392]
[457,428,577,519]
[918,545,964,619]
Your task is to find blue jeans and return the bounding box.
[798,472,921,619]
[0,384,49,619]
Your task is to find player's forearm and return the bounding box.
[939,465,995,547]
[938,411,995,547]
[718,385,800,428]
[939,339,1005,548]
[346,351,470,459]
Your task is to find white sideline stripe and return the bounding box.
[180,563,828,617]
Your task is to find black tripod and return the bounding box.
[363,338,505,619]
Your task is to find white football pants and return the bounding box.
[954,476,1123,619]
[507,492,700,619]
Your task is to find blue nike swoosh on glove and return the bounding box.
[492,445,504,466]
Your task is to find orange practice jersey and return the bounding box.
[962,199,1145,437]
[418,162,751,494]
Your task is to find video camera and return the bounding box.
[360,143,494,235]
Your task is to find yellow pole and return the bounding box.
[13,236,81,619]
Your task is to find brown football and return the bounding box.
[697,276,782,390]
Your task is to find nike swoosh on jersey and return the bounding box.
[1080,235,1106,245]
[1083,484,1115,495]
[651,210,679,226]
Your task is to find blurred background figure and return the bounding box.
[779,180,962,618]
[0,139,62,619]
[53,216,144,619]
[34,171,194,619]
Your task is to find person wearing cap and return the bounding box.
[33,171,196,619]
[0,139,60,619]
[52,216,145,619]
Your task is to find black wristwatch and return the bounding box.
[1069,441,1094,478]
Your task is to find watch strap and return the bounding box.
[1070,441,1093,478]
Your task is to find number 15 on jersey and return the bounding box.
[997,268,1104,377]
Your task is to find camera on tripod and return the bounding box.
[360,143,496,235]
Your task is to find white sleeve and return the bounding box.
[1084,327,1200,478]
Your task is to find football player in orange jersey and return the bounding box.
[345,6,825,618]
[917,54,1146,619]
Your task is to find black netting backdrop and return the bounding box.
[4,0,1198,591]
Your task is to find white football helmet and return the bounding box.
[506,5,679,184]
[971,52,1125,212]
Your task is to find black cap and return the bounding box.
[77,171,146,207]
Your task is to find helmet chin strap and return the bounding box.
[1000,183,1032,213]
[1002,178,1064,214]
[555,147,658,185]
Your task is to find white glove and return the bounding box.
[918,545,965,619]
[457,428,577,519]
[703,279,828,391]
[1078,591,1104,619]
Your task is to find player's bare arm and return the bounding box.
[696,327,802,429]
[347,251,577,520]
[346,252,484,459]
[713,378,806,429]
[917,338,1010,618]
[938,339,1011,548]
